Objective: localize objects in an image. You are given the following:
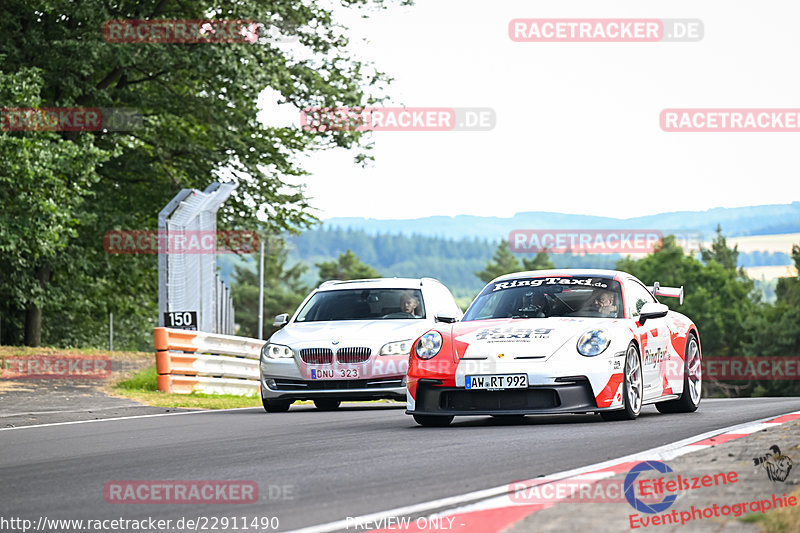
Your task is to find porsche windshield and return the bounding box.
[295,288,426,322]
[462,276,623,320]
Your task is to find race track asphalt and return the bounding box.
[2,397,800,532]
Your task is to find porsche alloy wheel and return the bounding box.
[686,335,702,405]
[601,342,642,421]
[656,333,701,414]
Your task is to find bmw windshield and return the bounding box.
[462,276,623,321]
[295,288,426,322]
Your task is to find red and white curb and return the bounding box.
[285,410,800,533]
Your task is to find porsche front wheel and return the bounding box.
[601,342,643,421]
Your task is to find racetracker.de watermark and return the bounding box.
[508,478,661,504]
[0,355,111,379]
[508,230,704,254]
[508,468,738,505]
[103,481,263,504]
[300,107,495,132]
[703,357,800,380]
[103,230,259,254]
[0,108,141,131]
[661,109,800,132]
[104,19,264,43]
[509,19,703,42]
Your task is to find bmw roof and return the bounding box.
[317,277,443,291]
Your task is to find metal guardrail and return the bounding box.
[154,327,264,395]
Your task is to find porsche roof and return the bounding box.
[490,269,630,284]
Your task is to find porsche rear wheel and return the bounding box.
[656,333,701,414]
[413,414,454,427]
[601,342,643,421]
[313,399,342,411]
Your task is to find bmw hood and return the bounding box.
[449,317,617,361]
[270,320,429,348]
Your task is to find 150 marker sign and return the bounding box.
[164,311,198,330]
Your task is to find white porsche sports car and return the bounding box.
[260,277,462,412]
[406,269,702,426]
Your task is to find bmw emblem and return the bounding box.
[331,339,340,345]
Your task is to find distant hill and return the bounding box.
[322,202,800,240]
[278,227,793,302]
[217,203,798,306]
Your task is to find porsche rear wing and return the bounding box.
[648,282,684,305]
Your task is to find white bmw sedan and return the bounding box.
[260,277,462,412]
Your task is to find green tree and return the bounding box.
[522,250,555,271]
[741,242,800,396]
[0,68,110,346]
[475,240,522,283]
[0,0,400,346]
[700,224,739,270]
[231,240,308,339]
[775,243,800,308]
[315,250,380,285]
[617,235,757,357]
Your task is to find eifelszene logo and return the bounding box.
[625,461,678,514]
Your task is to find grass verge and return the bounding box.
[0,345,150,359]
[112,364,402,410]
[112,365,262,409]
[756,486,800,533]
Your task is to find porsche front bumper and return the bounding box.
[406,377,602,416]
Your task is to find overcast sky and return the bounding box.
[261,0,800,221]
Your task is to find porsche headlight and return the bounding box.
[415,331,443,360]
[380,339,413,356]
[577,329,610,357]
[262,343,294,360]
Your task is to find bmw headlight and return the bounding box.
[380,339,413,356]
[577,329,610,357]
[261,343,294,360]
[415,331,443,360]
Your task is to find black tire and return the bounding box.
[262,397,292,413]
[490,414,526,424]
[656,332,701,414]
[413,414,454,427]
[313,399,341,411]
[600,342,643,421]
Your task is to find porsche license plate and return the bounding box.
[465,374,527,390]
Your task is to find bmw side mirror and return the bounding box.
[435,312,457,324]
[638,303,668,326]
[272,313,289,327]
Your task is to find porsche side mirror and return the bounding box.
[272,313,289,327]
[638,303,669,326]
[435,312,458,324]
